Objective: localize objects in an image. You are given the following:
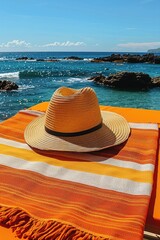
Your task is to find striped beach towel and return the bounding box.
[0,104,159,240]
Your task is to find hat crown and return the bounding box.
[45,87,102,134]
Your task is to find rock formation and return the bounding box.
[151,77,160,87]
[64,56,84,60]
[89,72,160,90]
[0,80,19,91]
[91,53,160,64]
[16,57,34,61]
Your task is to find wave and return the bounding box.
[0,72,19,80]
[0,57,8,61]
[0,70,90,82]
[0,57,16,61]
[0,57,93,62]
[19,70,89,79]
[18,85,35,90]
[67,77,88,83]
[83,58,93,61]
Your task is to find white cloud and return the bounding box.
[117,42,160,49]
[0,40,31,48]
[43,41,85,47]
[0,40,86,50]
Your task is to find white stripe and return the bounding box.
[19,109,45,116]
[129,122,158,130]
[0,137,154,172]
[0,154,152,196]
[101,158,154,171]
[0,137,31,150]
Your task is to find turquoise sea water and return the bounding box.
[0,52,160,121]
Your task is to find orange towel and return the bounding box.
[0,104,159,240]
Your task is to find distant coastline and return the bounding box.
[148,48,160,54]
[1,52,160,64]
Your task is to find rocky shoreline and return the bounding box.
[15,56,83,62]
[1,71,160,91]
[15,53,160,64]
[90,53,160,64]
[16,57,59,62]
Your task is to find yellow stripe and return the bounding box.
[0,144,153,183]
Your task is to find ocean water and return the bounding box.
[0,51,160,121]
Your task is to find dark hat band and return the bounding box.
[45,122,102,137]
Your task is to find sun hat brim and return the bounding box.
[24,111,130,152]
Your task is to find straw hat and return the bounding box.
[24,87,130,152]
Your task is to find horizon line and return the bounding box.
[0,50,149,53]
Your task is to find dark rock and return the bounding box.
[109,54,123,62]
[113,59,124,63]
[142,54,155,63]
[90,53,160,64]
[36,58,59,62]
[90,72,152,90]
[151,77,160,87]
[36,59,45,62]
[154,56,160,64]
[64,56,83,60]
[16,57,34,61]
[0,80,19,91]
[107,72,151,89]
[16,57,28,60]
[126,55,143,63]
[88,75,107,84]
[16,57,60,62]
[91,57,109,63]
[45,59,59,62]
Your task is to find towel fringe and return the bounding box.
[0,206,110,240]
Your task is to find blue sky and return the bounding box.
[0,0,160,52]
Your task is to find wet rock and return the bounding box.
[0,80,19,91]
[151,77,160,87]
[36,59,45,62]
[154,57,160,64]
[16,57,34,61]
[88,75,107,84]
[91,57,109,63]
[45,59,59,62]
[90,53,160,64]
[89,72,152,90]
[64,56,83,60]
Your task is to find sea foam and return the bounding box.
[0,72,19,80]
